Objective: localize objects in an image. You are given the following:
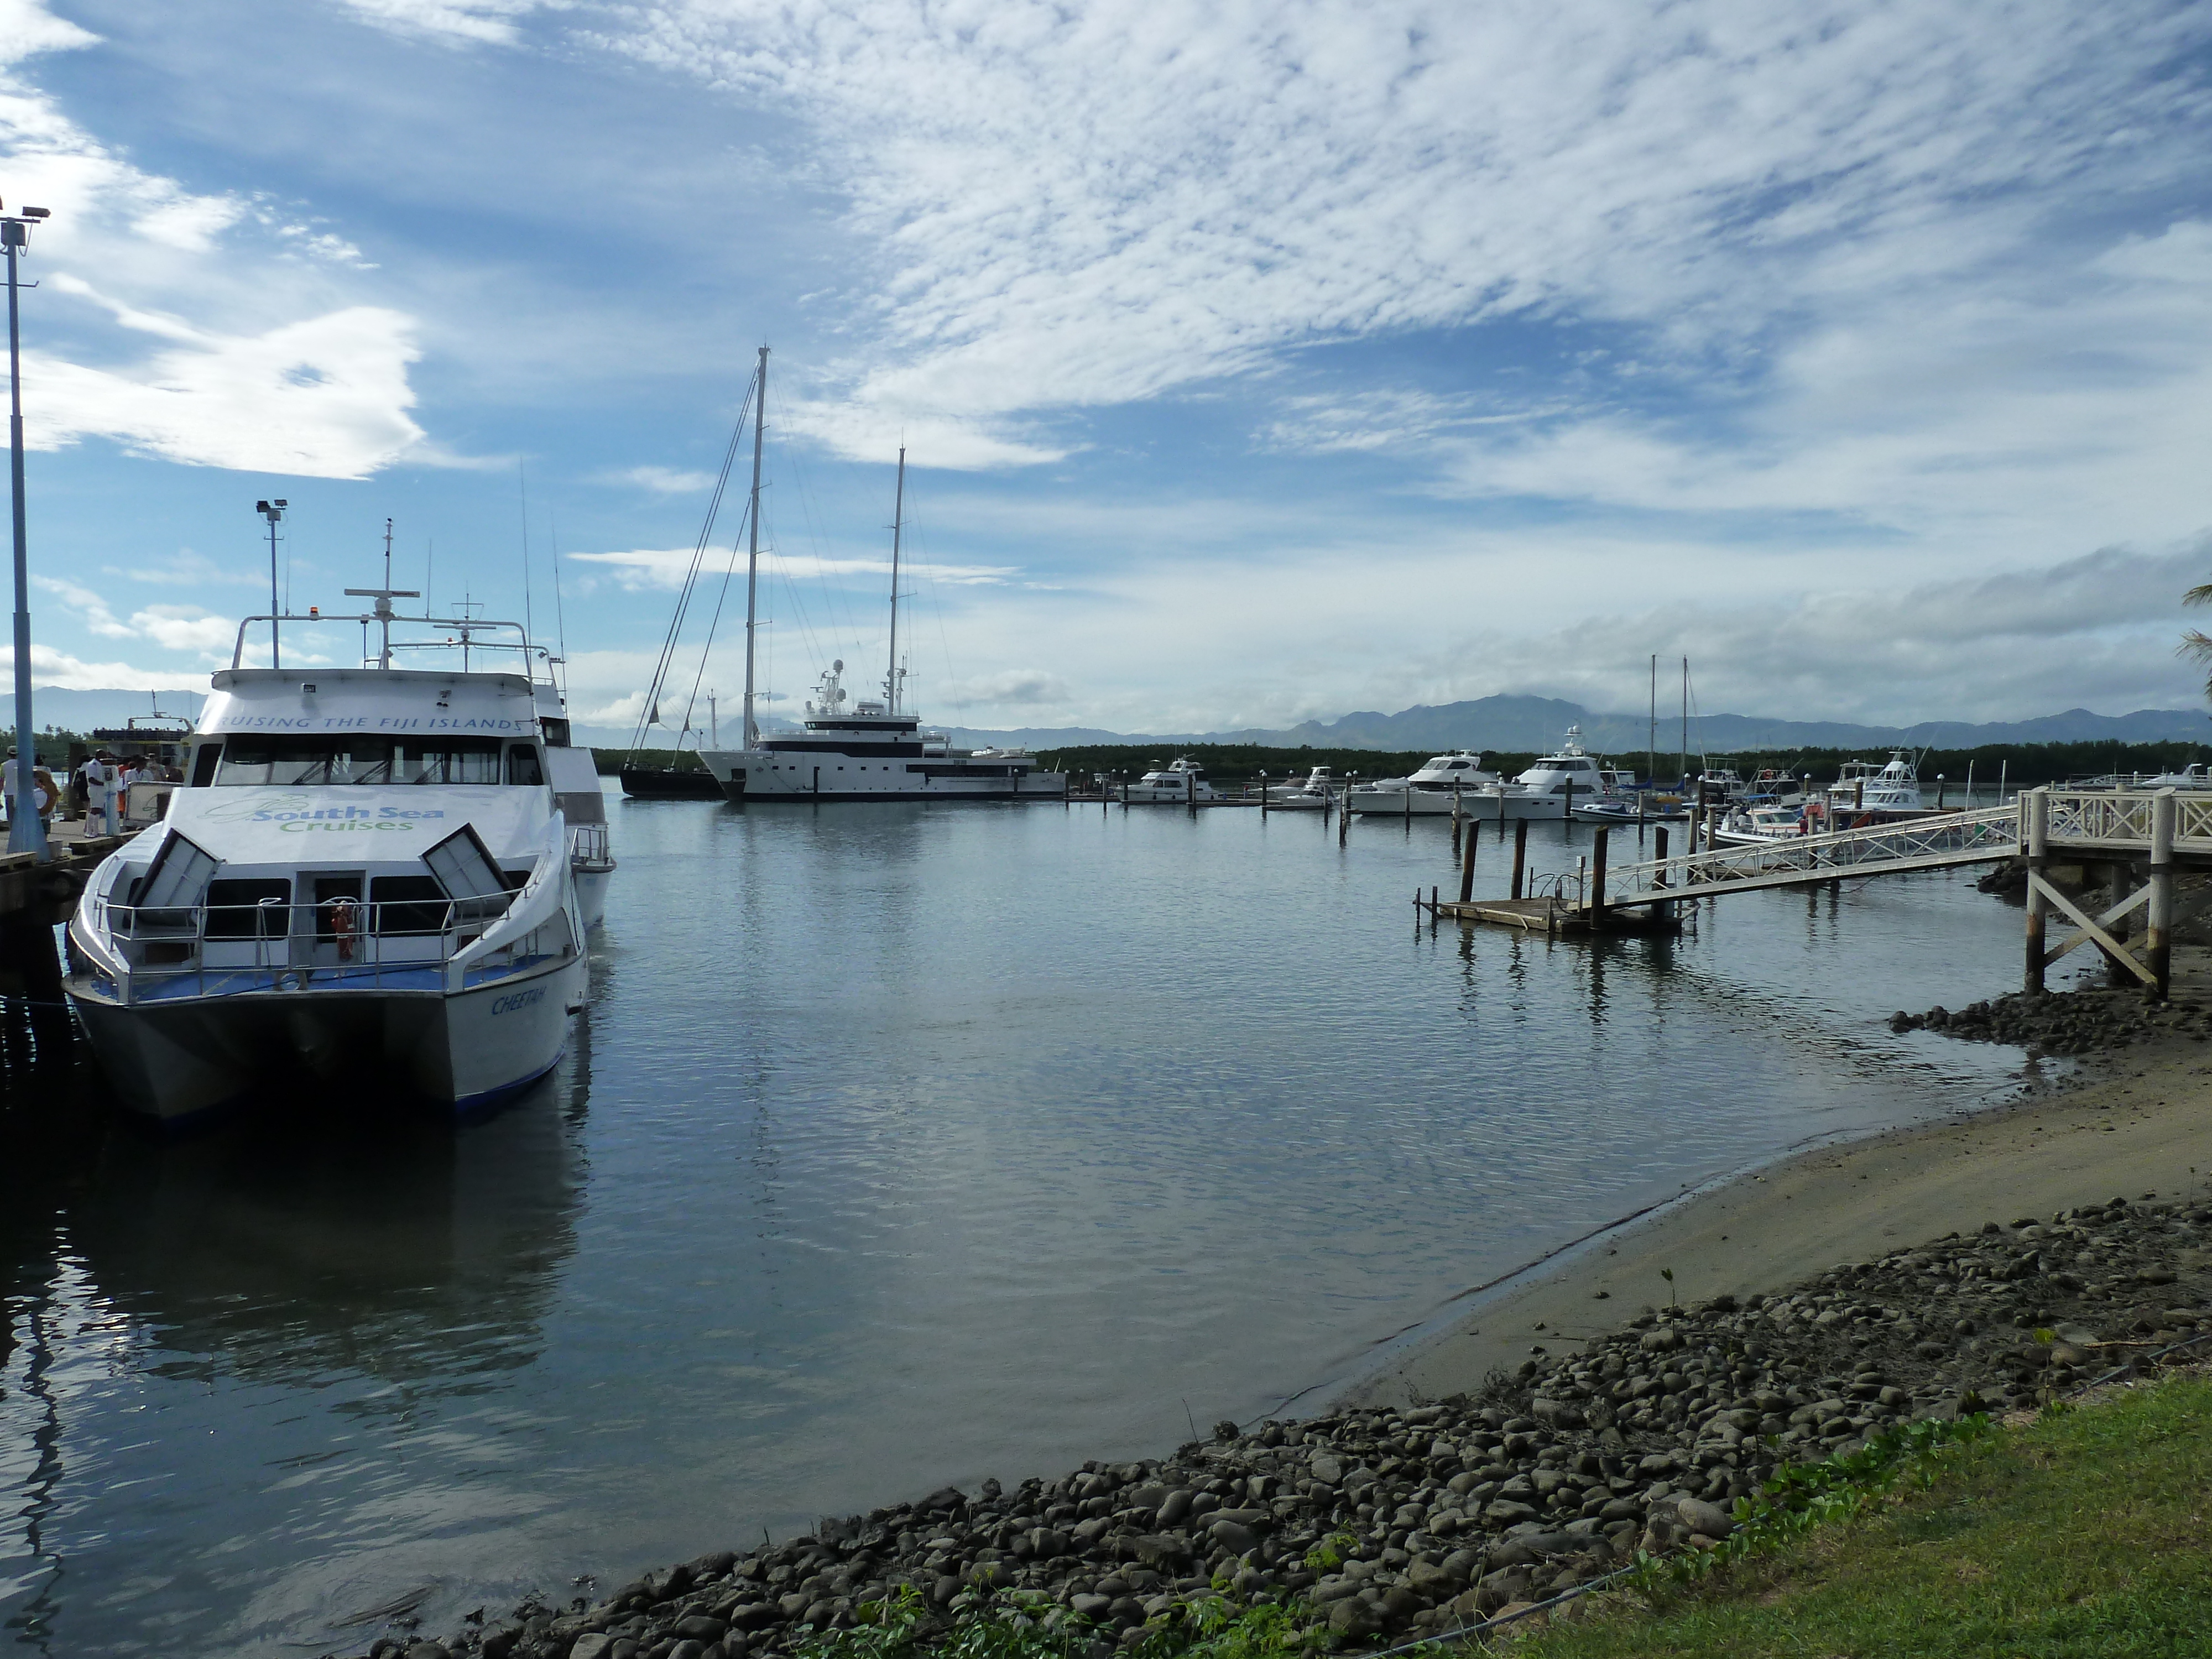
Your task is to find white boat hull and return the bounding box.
[574,864,612,930]
[1347,789,1488,817]
[66,956,584,1126]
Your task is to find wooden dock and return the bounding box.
[1428,787,2212,1003]
[0,826,132,1013]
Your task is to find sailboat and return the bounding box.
[695,351,1067,803]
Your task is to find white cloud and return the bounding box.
[29,285,424,478]
[109,549,264,587]
[35,576,244,662]
[598,0,2209,477]
[0,3,425,477]
[332,1,560,46]
[603,463,721,494]
[568,545,1018,591]
[937,667,1072,708]
[0,643,212,692]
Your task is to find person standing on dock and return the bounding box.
[79,749,111,833]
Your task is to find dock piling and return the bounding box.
[2024,789,2048,993]
[1458,815,1478,902]
[2148,789,2175,999]
[1510,818,1528,900]
[1591,826,1609,924]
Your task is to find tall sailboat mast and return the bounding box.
[741,345,769,748]
[885,446,906,714]
[1647,654,1656,788]
[1678,657,1688,789]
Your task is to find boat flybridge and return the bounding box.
[1822,750,1924,822]
[64,594,611,1125]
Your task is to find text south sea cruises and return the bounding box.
[259,805,451,831]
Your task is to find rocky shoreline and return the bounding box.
[355,1188,2212,1659]
[1890,984,2211,1055]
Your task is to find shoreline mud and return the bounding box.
[348,994,2212,1659]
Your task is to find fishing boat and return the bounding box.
[63,593,597,1125]
[1344,752,1498,815]
[1824,751,1924,822]
[1123,758,1215,804]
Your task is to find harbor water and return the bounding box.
[3,800,2040,1656]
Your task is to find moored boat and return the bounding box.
[1344,752,1498,815]
[64,602,595,1125]
[1122,757,1215,804]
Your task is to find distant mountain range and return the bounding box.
[14,686,2208,755]
[930,695,2212,754]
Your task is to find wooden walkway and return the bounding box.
[1431,787,2212,1001]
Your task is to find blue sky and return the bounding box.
[3,0,2211,738]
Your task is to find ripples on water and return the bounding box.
[3,802,2040,1655]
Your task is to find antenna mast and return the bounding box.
[886,446,906,714]
[742,345,768,748]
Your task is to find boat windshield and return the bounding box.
[212,734,513,786]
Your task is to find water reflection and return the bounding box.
[1,1037,588,1656]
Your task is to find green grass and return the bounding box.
[1517,1378,2212,1659]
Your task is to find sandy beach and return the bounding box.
[1343,1019,2212,1410]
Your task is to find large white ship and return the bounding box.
[700,660,1062,802]
[693,392,1065,803]
[63,599,606,1125]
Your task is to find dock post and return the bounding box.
[2024,788,2048,993]
[1338,789,1349,846]
[1591,826,1609,927]
[2107,859,2138,988]
[1510,818,1528,900]
[1458,816,1478,902]
[2148,789,2175,1000]
[1653,826,1672,925]
[1451,787,1462,857]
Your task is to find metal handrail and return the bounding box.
[81,842,573,1005]
[1607,802,2023,901]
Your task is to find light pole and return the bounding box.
[5,196,51,859]
[257,498,287,667]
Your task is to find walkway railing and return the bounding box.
[1599,802,2022,909]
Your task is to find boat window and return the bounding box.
[190,742,221,787]
[507,744,545,786]
[202,877,290,940]
[213,735,505,785]
[369,874,450,936]
[129,832,218,922]
[424,825,515,924]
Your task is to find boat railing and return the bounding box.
[84,889,574,1007]
[567,822,612,868]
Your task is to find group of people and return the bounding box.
[0,748,184,834]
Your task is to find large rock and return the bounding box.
[1673,1498,1735,1539]
[1483,1500,1539,1527]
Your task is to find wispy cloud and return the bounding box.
[598,0,2209,482]
[601,463,721,494]
[0,2,425,477]
[331,0,561,46]
[36,576,242,662]
[567,545,1019,591]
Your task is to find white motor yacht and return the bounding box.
[1467,728,1634,821]
[1262,765,1335,810]
[1345,752,1499,815]
[1713,801,1812,846]
[1123,758,1215,804]
[1824,751,1924,822]
[64,603,597,1125]
[700,661,1064,802]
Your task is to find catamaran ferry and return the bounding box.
[63,596,608,1124]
